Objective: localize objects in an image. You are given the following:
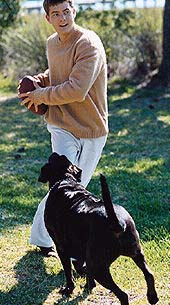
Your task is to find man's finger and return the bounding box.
[33,81,41,89]
[20,98,31,105]
[26,101,34,109]
[35,104,39,112]
[18,92,30,99]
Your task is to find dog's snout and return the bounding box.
[38,164,50,183]
[38,174,43,182]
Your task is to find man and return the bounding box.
[18,0,108,256]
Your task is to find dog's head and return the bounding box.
[38,153,82,188]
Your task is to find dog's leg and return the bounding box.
[72,259,86,276]
[52,244,74,296]
[93,265,129,305]
[132,249,159,305]
[45,225,75,295]
[58,250,75,296]
[85,244,128,303]
[83,246,96,291]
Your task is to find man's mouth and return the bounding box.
[60,24,68,27]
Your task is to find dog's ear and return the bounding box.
[48,152,60,163]
[68,164,82,182]
[60,155,71,165]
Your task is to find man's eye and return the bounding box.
[64,10,70,15]
[52,13,59,17]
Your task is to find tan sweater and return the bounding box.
[32,25,108,138]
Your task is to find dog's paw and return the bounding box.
[59,285,74,296]
[109,291,129,305]
[147,292,159,305]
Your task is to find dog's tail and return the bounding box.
[100,174,124,233]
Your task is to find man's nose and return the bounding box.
[60,14,66,21]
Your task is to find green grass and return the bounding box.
[0,80,170,305]
[0,73,18,96]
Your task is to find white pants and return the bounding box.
[30,124,107,247]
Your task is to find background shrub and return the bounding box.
[78,8,162,78]
[1,16,53,79]
[129,8,162,77]
[1,7,162,81]
[0,0,20,68]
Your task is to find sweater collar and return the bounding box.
[56,24,80,46]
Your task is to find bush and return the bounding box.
[76,8,136,77]
[1,7,163,81]
[0,0,20,31]
[129,8,162,77]
[0,0,20,68]
[1,16,53,79]
[76,8,162,78]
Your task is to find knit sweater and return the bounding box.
[32,25,108,138]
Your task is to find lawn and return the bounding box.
[0,80,170,305]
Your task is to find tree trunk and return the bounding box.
[148,0,170,87]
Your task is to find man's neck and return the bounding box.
[58,24,76,43]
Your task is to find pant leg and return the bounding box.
[78,136,107,187]
[47,124,81,164]
[30,192,53,247]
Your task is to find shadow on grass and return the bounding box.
[0,97,51,231]
[0,97,50,156]
[0,251,89,305]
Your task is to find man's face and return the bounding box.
[46,1,76,36]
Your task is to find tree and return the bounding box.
[148,0,170,87]
[0,0,20,67]
[0,0,20,36]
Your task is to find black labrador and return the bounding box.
[38,152,159,305]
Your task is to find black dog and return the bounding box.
[38,152,159,305]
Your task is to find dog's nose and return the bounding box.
[38,174,48,183]
[38,175,42,182]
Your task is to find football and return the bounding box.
[19,75,48,115]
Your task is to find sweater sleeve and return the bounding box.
[32,41,104,106]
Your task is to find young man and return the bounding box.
[18,0,108,256]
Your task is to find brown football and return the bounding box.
[19,75,48,115]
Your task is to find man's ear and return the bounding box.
[46,14,51,24]
[73,8,76,18]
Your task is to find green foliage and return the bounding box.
[76,8,135,64]
[0,82,170,304]
[0,0,20,33]
[1,7,163,80]
[0,73,17,95]
[1,15,53,79]
[130,8,162,72]
[76,7,162,77]
[0,0,20,67]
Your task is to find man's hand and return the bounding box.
[18,81,41,113]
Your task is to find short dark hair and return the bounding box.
[43,0,74,15]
